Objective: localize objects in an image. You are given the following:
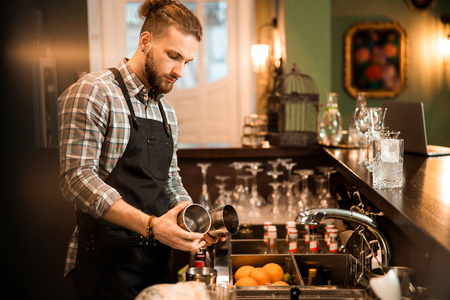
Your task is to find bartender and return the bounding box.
[57,1,221,299]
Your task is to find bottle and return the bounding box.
[309,225,319,253]
[286,221,296,244]
[304,224,310,245]
[266,225,279,254]
[325,224,335,247]
[288,228,298,253]
[349,92,367,146]
[328,229,339,253]
[263,221,272,245]
[319,92,343,146]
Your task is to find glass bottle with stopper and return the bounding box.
[319,92,343,146]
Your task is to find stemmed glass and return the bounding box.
[293,169,314,209]
[246,164,265,209]
[229,162,247,205]
[268,182,284,219]
[366,107,388,171]
[312,175,328,208]
[285,181,297,218]
[197,163,212,211]
[266,170,283,205]
[316,166,337,208]
[283,161,298,182]
[354,106,371,165]
[214,175,230,208]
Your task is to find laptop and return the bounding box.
[381,101,450,156]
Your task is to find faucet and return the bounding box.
[296,208,391,267]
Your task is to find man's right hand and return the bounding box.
[152,201,207,251]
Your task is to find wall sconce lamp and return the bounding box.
[251,18,278,72]
[440,14,450,64]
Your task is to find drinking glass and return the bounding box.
[197,163,212,211]
[372,138,404,188]
[354,106,370,165]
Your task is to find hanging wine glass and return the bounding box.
[266,170,283,205]
[214,175,230,207]
[229,162,247,204]
[312,174,328,208]
[197,162,212,211]
[246,165,265,209]
[285,181,297,218]
[293,169,314,209]
[268,182,284,220]
[316,166,337,208]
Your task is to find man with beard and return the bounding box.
[57,1,221,299]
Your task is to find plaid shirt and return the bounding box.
[58,59,192,276]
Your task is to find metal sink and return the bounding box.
[212,223,371,299]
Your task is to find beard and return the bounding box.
[144,49,177,95]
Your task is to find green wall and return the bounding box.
[285,0,450,146]
[284,0,332,104]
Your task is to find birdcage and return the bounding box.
[267,63,320,147]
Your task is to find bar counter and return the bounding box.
[324,147,450,298]
[177,145,450,298]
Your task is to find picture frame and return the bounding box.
[405,0,436,14]
[343,21,408,99]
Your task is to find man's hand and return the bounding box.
[153,201,208,251]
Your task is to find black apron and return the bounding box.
[72,68,174,300]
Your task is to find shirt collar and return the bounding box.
[117,58,164,104]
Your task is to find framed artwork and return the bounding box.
[405,0,436,14]
[343,21,407,99]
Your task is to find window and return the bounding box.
[88,0,253,146]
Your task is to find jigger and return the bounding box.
[177,203,211,234]
[207,204,240,238]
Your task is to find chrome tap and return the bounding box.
[296,208,391,267]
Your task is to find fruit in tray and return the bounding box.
[234,263,290,286]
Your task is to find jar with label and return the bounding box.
[325,224,335,247]
[304,224,310,245]
[328,229,339,253]
[286,221,296,244]
[309,225,319,253]
[288,229,298,253]
[266,225,278,254]
[263,221,272,245]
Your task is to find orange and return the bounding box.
[234,265,255,282]
[235,276,258,286]
[272,281,289,286]
[262,263,284,283]
[248,267,271,285]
